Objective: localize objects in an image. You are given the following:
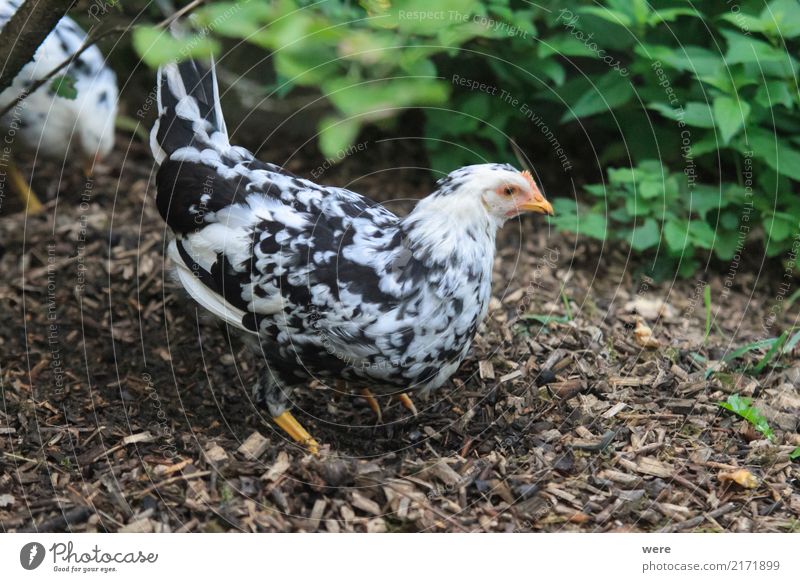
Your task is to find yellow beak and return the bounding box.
[518,197,555,216]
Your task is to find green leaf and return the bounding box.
[561,72,634,122]
[132,26,219,68]
[648,102,715,128]
[324,78,449,121]
[783,329,800,353]
[714,230,742,261]
[384,0,480,34]
[639,180,662,199]
[50,74,77,100]
[317,116,362,160]
[194,1,269,38]
[538,35,598,59]
[549,199,606,241]
[722,29,790,66]
[274,45,340,87]
[637,45,722,77]
[747,128,800,181]
[754,330,789,373]
[577,6,633,27]
[520,314,570,326]
[718,394,775,441]
[689,220,715,249]
[764,212,794,241]
[607,167,637,184]
[628,218,660,251]
[721,338,780,363]
[790,447,800,461]
[713,96,750,145]
[760,0,800,38]
[580,214,608,240]
[704,284,712,341]
[663,220,689,253]
[648,7,700,25]
[690,186,726,220]
[754,81,794,109]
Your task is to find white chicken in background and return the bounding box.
[0,0,117,213]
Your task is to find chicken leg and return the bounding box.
[397,392,418,416]
[272,411,319,455]
[360,388,383,423]
[7,163,43,214]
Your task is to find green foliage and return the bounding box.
[710,329,798,378]
[50,74,77,100]
[791,447,800,461]
[718,394,775,441]
[132,26,219,68]
[189,0,488,158]
[550,160,748,276]
[128,0,800,275]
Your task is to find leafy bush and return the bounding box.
[132,0,800,275]
[550,160,749,277]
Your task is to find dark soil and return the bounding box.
[1,131,798,533]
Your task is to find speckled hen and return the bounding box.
[150,60,553,453]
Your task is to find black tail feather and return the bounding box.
[151,59,228,164]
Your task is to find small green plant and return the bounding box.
[713,328,800,377]
[703,285,712,342]
[790,447,800,461]
[718,394,775,441]
[220,483,234,504]
[560,286,574,321]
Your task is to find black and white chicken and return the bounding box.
[150,60,553,454]
[0,0,117,213]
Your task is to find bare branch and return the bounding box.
[0,0,75,94]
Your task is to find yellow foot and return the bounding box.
[360,388,383,423]
[8,163,43,214]
[83,156,98,178]
[397,392,418,416]
[272,411,319,455]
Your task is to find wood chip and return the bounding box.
[478,360,495,380]
[351,492,382,515]
[636,457,674,478]
[599,469,640,486]
[603,402,627,419]
[499,369,523,384]
[624,298,674,320]
[123,431,154,445]
[261,451,290,482]
[310,499,327,523]
[238,431,269,460]
[119,518,155,533]
[204,444,229,465]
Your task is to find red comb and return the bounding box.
[521,170,536,188]
[521,169,544,200]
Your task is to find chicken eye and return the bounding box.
[504,186,514,196]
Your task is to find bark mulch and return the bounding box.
[1,135,798,533]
